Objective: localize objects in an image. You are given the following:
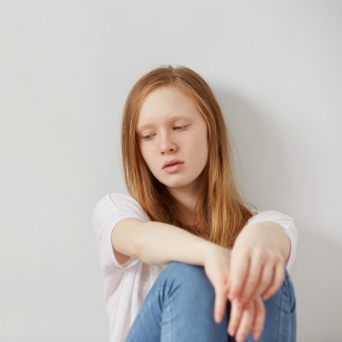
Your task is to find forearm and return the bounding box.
[132,221,216,266]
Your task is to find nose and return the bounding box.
[160,133,177,154]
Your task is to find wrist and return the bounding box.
[203,242,229,267]
[235,222,289,261]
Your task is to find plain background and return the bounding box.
[1,1,342,341]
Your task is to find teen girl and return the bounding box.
[93,66,297,342]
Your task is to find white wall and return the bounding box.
[1,1,341,341]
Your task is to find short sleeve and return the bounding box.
[92,193,150,270]
[247,211,298,272]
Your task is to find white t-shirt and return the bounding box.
[92,193,298,342]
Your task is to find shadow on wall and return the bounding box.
[213,87,342,342]
[213,87,292,212]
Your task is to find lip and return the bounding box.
[162,159,184,169]
[162,160,184,174]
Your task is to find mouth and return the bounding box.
[162,160,184,169]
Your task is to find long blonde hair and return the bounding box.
[121,66,252,247]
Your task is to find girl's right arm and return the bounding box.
[112,218,265,341]
[112,218,220,266]
[112,218,231,322]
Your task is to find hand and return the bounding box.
[227,223,286,305]
[228,296,265,342]
[203,244,231,324]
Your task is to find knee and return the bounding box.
[162,262,213,293]
[166,261,204,278]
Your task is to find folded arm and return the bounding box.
[111,218,232,324]
[112,218,215,266]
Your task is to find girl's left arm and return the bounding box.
[228,221,291,305]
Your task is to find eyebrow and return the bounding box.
[136,114,191,132]
[136,123,155,132]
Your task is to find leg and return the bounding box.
[245,269,296,342]
[125,262,232,342]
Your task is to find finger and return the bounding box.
[263,263,285,300]
[214,284,228,323]
[252,297,265,341]
[235,301,255,342]
[228,248,250,301]
[227,298,244,337]
[248,262,273,302]
[238,251,265,303]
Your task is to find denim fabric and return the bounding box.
[125,262,296,342]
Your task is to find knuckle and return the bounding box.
[260,276,271,288]
[245,304,254,314]
[278,276,284,286]
[230,318,239,328]
[261,275,270,286]
[254,248,266,260]
[238,246,250,255]
[248,276,258,286]
[235,268,246,278]
[266,284,276,293]
[240,296,248,303]
[276,272,284,284]
[232,268,241,277]
[276,251,284,260]
[216,285,226,295]
[229,285,239,295]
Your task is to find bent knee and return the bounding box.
[163,262,211,289]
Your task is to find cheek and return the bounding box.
[199,143,209,167]
[194,133,209,160]
[140,145,156,170]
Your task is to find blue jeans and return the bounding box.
[126,262,296,342]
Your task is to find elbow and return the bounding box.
[129,225,145,260]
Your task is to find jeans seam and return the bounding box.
[163,291,175,342]
[277,284,285,342]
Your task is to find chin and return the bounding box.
[164,179,199,191]
[156,174,203,191]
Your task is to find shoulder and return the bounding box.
[248,210,293,226]
[92,193,150,230]
[248,210,297,243]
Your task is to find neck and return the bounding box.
[167,184,204,227]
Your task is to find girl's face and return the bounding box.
[136,86,209,195]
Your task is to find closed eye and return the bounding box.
[142,134,155,141]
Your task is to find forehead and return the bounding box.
[137,86,200,126]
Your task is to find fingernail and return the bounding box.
[228,326,236,336]
[254,330,262,340]
[236,334,245,342]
